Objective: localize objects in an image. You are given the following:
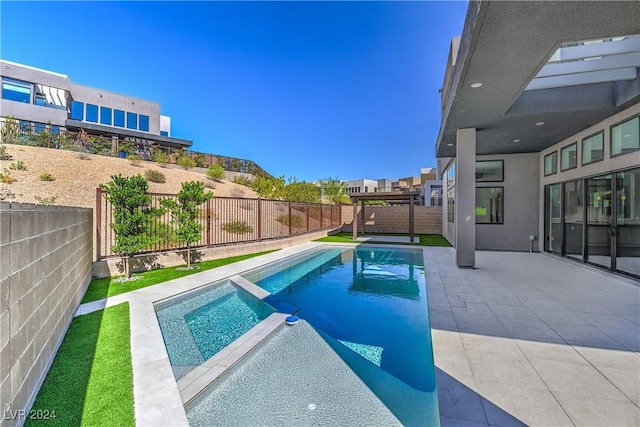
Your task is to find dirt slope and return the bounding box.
[0,145,258,208]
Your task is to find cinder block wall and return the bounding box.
[342,205,443,235]
[0,202,93,427]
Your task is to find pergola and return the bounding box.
[348,191,421,242]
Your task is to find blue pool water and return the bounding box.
[155,281,274,380]
[243,246,435,393]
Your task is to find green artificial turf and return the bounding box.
[83,250,276,304]
[26,303,133,427]
[315,232,452,247]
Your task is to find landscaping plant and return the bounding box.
[39,172,55,181]
[101,174,163,279]
[177,156,196,170]
[206,164,225,181]
[144,169,166,183]
[160,181,213,269]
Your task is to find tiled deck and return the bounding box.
[425,248,639,426]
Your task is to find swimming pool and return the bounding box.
[183,246,439,426]
[155,280,275,380]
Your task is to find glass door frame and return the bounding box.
[544,166,638,279]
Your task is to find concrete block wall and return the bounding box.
[0,202,93,427]
[93,226,342,278]
[341,205,443,235]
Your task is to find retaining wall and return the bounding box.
[0,202,93,427]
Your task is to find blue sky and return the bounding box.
[1,1,467,182]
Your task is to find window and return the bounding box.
[476,160,503,182]
[127,112,137,130]
[35,84,66,109]
[446,163,455,223]
[114,110,125,127]
[160,130,168,137]
[561,142,577,171]
[100,107,112,125]
[365,186,368,193]
[86,104,98,123]
[611,116,639,157]
[2,77,31,103]
[70,101,84,120]
[582,132,603,165]
[139,115,149,132]
[34,123,46,134]
[476,187,503,224]
[544,151,557,176]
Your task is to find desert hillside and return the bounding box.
[0,145,259,209]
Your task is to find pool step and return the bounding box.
[177,312,289,404]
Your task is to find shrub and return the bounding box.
[152,150,169,167]
[9,161,27,171]
[276,214,305,228]
[39,172,55,181]
[77,153,91,160]
[35,196,57,205]
[144,169,166,183]
[193,153,209,168]
[233,176,252,187]
[0,169,17,184]
[177,156,196,170]
[206,164,225,181]
[128,154,142,166]
[222,220,253,234]
[0,145,11,160]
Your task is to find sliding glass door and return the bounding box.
[586,175,612,269]
[615,168,640,277]
[545,184,563,253]
[545,168,639,279]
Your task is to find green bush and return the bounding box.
[152,150,169,167]
[39,172,55,182]
[0,145,11,160]
[276,214,305,228]
[177,156,196,170]
[193,153,209,168]
[233,176,252,187]
[0,169,17,184]
[222,220,253,234]
[207,164,225,181]
[9,161,27,171]
[128,154,142,166]
[144,169,166,183]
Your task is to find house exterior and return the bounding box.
[436,1,640,279]
[0,59,192,149]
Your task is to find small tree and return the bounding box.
[160,181,213,269]
[206,164,225,181]
[319,177,350,205]
[101,174,162,279]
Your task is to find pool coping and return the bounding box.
[88,241,426,426]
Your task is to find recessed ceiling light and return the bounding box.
[470,83,482,88]
[447,143,454,147]
[536,122,544,126]
[513,139,520,143]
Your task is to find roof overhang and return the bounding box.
[349,191,420,203]
[65,119,192,149]
[436,1,640,158]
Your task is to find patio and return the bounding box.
[425,248,639,426]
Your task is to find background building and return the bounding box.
[0,60,192,150]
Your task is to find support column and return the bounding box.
[409,195,415,242]
[352,202,358,241]
[361,200,366,236]
[455,128,476,268]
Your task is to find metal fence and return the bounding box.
[95,188,342,259]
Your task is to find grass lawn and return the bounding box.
[315,232,452,247]
[26,303,133,427]
[82,250,276,304]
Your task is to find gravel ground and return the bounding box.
[0,145,259,208]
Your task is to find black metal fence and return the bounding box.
[95,188,342,259]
